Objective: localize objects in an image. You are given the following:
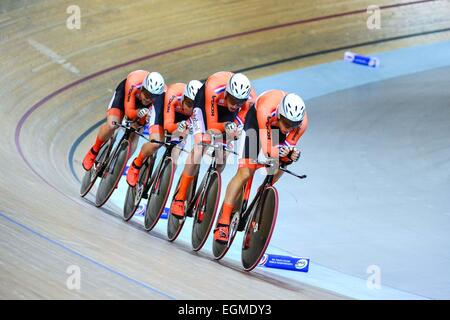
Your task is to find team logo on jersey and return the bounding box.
[211,95,216,117]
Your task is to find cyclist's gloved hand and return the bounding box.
[137,108,150,118]
[225,121,237,132]
[289,147,301,162]
[225,121,240,139]
[278,145,290,158]
[177,120,189,133]
[236,124,243,136]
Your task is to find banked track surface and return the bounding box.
[1,0,449,299]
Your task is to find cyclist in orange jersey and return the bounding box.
[213,90,308,243]
[126,80,203,187]
[169,71,257,219]
[82,70,166,171]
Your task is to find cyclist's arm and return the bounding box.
[164,95,178,133]
[257,110,279,159]
[279,112,308,163]
[193,83,206,110]
[205,93,225,133]
[124,82,139,120]
[196,83,226,133]
[235,101,253,127]
[284,112,308,147]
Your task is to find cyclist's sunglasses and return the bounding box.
[183,96,194,108]
[141,87,157,101]
[226,92,247,107]
[279,115,302,130]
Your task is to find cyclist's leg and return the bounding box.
[220,166,256,223]
[82,111,122,171]
[173,134,204,202]
[174,106,208,202]
[131,123,163,164]
[270,132,289,183]
[170,129,189,165]
[218,107,259,227]
[215,134,229,174]
[126,114,163,186]
[99,79,126,147]
[83,79,125,170]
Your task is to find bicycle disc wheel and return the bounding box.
[191,171,221,252]
[79,142,110,197]
[144,157,175,231]
[123,158,152,221]
[241,186,279,271]
[95,140,130,207]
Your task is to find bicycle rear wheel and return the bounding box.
[167,173,199,242]
[95,140,130,207]
[212,186,244,260]
[144,157,175,231]
[191,171,221,252]
[123,157,153,221]
[241,186,278,271]
[80,142,110,197]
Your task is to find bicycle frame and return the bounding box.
[106,121,141,174]
[188,136,234,216]
[148,135,181,197]
[94,132,117,177]
[237,168,275,231]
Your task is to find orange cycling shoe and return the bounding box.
[126,162,141,187]
[170,199,185,219]
[82,148,99,171]
[214,223,230,244]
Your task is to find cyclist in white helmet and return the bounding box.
[126,80,203,187]
[82,70,166,171]
[213,90,308,243]
[169,71,257,219]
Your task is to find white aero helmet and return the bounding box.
[226,73,251,100]
[278,93,306,125]
[184,80,203,101]
[142,72,165,95]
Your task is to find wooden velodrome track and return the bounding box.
[1,0,449,299]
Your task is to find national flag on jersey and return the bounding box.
[214,85,226,94]
[235,114,244,127]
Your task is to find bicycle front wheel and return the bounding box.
[95,140,130,207]
[241,186,279,271]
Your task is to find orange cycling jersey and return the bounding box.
[198,71,257,134]
[255,89,308,158]
[124,70,150,120]
[163,83,191,133]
